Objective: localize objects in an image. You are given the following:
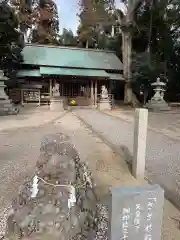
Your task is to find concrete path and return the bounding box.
[74,109,180,208]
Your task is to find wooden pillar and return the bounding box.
[21,89,24,105]
[95,80,97,106]
[109,80,113,106]
[61,82,64,96]
[91,79,94,104]
[109,80,112,94]
[49,79,52,97]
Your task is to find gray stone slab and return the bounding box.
[108,184,164,240]
[98,100,111,110]
[50,98,64,111]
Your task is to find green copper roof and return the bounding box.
[40,67,109,77]
[17,70,41,77]
[17,67,124,80]
[22,44,123,70]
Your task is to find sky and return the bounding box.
[56,0,79,35]
[56,0,125,35]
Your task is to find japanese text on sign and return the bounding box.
[134,204,141,231]
[144,198,156,240]
[122,207,130,239]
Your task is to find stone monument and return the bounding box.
[5,133,100,240]
[50,82,64,111]
[98,85,111,110]
[108,184,164,240]
[0,70,19,115]
[145,77,171,111]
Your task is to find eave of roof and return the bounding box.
[17,67,124,81]
[40,67,110,78]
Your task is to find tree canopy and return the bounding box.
[130,0,180,100]
[0,1,24,84]
[75,0,180,101]
[2,0,180,101]
[58,28,78,47]
[10,0,59,44]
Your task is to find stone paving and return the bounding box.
[74,109,180,209]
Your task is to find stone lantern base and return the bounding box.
[0,71,19,115]
[0,99,19,115]
[98,98,111,111]
[145,99,171,112]
[49,97,64,111]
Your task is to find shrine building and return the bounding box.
[11,44,124,106]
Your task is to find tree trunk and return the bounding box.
[123,30,132,104]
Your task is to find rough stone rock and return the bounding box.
[5,133,106,240]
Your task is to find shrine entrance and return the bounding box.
[51,78,111,106]
[62,82,90,98]
[57,80,92,106]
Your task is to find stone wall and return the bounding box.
[5,133,108,240]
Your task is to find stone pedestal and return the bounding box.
[0,70,19,115]
[50,97,64,111]
[145,99,171,112]
[98,99,111,110]
[133,108,148,179]
[98,85,112,110]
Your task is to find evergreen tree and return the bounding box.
[77,0,110,48]
[31,0,59,44]
[59,28,78,46]
[10,0,59,44]
[0,1,24,84]
[132,0,180,101]
[9,0,37,42]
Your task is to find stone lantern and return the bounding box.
[145,77,170,111]
[0,70,19,115]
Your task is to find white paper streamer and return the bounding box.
[31,175,39,198]
[68,186,76,209]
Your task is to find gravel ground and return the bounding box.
[56,112,180,240]
[0,111,180,239]
[0,123,65,237]
[107,109,180,141]
[74,109,180,210]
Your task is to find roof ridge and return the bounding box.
[25,43,115,54]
